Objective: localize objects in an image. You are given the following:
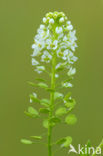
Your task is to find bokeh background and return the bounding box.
[0,0,103,155]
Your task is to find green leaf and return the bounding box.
[21,139,33,145]
[43,119,49,129]
[28,107,39,116]
[40,99,50,107]
[36,78,46,82]
[39,108,50,114]
[64,92,71,101]
[54,92,64,100]
[65,99,76,109]
[65,114,77,125]
[61,136,72,148]
[56,136,72,148]
[25,107,39,118]
[38,82,48,88]
[55,107,67,116]
[50,117,61,123]
[30,94,40,103]
[56,138,66,145]
[28,81,37,87]
[30,136,42,140]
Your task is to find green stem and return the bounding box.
[48,52,56,156]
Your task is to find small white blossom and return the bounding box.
[41,50,52,63]
[33,92,37,98]
[55,27,63,34]
[59,17,64,23]
[63,82,73,88]
[67,67,76,76]
[55,74,59,78]
[53,40,58,50]
[35,66,45,73]
[67,21,71,25]
[40,24,45,29]
[30,92,37,103]
[32,58,39,66]
[43,17,47,23]
[56,63,62,69]
[67,25,73,31]
[49,18,54,24]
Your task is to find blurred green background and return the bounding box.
[0,0,103,155]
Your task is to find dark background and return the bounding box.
[0,0,103,155]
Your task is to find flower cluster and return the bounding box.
[31,11,78,74]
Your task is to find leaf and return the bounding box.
[36,78,46,82]
[30,94,40,103]
[43,119,49,129]
[56,138,66,145]
[39,108,50,114]
[21,139,33,145]
[56,136,72,148]
[65,99,76,109]
[61,136,72,148]
[40,99,50,107]
[24,107,39,118]
[54,92,64,100]
[28,107,39,116]
[64,92,71,101]
[43,118,55,128]
[28,81,37,87]
[38,82,48,88]
[30,136,42,140]
[55,107,67,116]
[65,114,77,125]
[50,117,61,123]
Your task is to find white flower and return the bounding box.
[55,27,63,34]
[53,40,58,50]
[59,17,64,23]
[32,58,39,66]
[49,18,54,24]
[55,74,59,78]
[67,25,73,31]
[67,67,76,76]
[67,21,71,25]
[43,17,47,23]
[63,49,69,60]
[40,24,45,29]
[35,66,45,73]
[41,50,52,63]
[30,92,37,103]
[56,63,62,69]
[63,82,73,88]
[33,92,37,98]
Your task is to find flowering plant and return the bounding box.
[21,11,78,156]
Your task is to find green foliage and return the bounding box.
[30,136,42,140]
[56,136,72,148]
[55,107,67,116]
[39,108,50,114]
[38,82,48,88]
[43,119,49,128]
[54,92,63,100]
[24,106,39,118]
[21,139,33,145]
[65,114,77,125]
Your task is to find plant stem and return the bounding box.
[48,52,56,156]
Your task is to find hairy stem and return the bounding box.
[48,52,56,156]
